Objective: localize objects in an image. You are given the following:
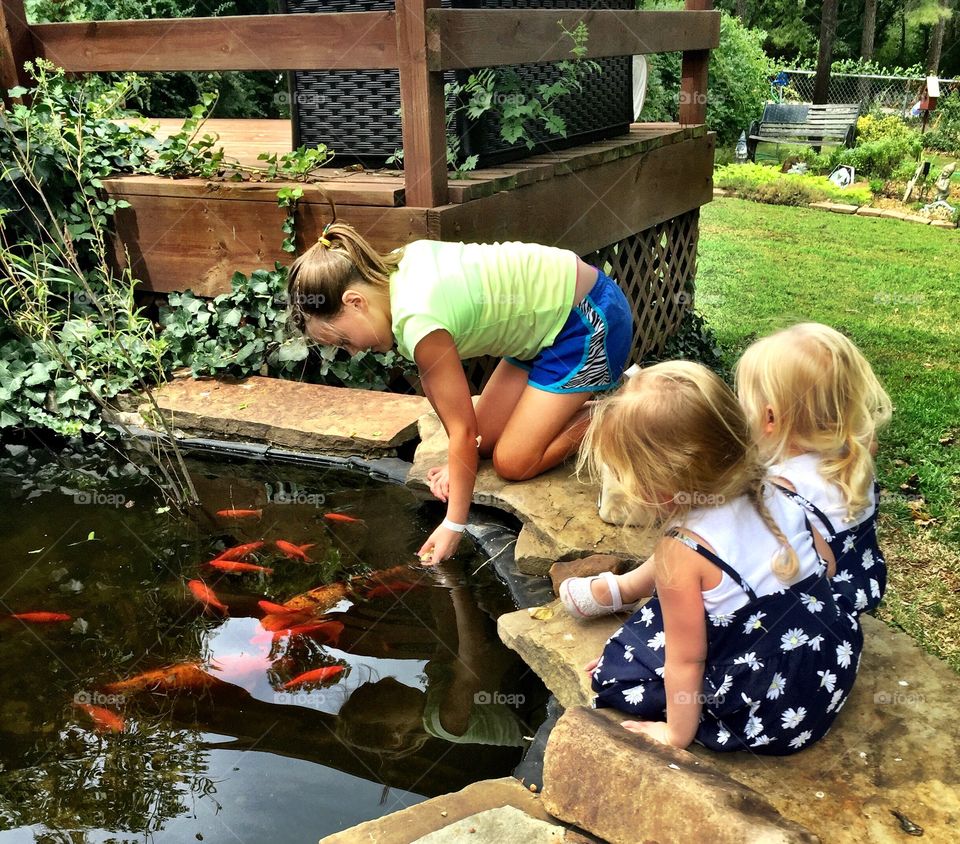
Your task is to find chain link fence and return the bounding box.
[774,69,959,115]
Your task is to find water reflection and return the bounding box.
[0,442,545,842]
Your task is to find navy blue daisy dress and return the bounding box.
[771,453,886,617]
[591,486,863,755]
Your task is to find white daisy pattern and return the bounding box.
[751,734,772,748]
[636,606,655,627]
[789,730,813,750]
[623,645,635,663]
[780,628,809,651]
[836,641,854,669]
[745,715,764,739]
[733,652,763,671]
[854,589,869,611]
[861,549,875,570]
[807,634,824,652]
[714,674,733,699]
[716,726,730,746]
[647,631,665,651]
[818,670,838,694]
[833,570,853,583]
[743,612,767,634]
[741,693,761,715]
[800,593,824,613]
[842,535,856,554]
[623,684,645,705]
[827,688,845,713]
[709,612,735,628]
[870,578,881,599]
[766,673,787,700]
[781,706,807,730]
[654,666,666,678]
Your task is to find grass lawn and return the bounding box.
[696,198,960,670]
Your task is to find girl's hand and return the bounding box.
[584,657,600,674]
[621,720,678,747]
[418,524,462,565]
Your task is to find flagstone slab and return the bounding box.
[318,777,599,844]
[150,375,430,456]
[497,603,960,843]
[407,409,654,575]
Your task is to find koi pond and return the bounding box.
[0,441,546,842]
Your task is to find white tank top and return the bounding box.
[676,486,823,618]
[770,452,876,538]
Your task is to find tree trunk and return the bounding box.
[735,0,748,23]
[814,0,839,105]
[926,0,948,74]
[861,0,877,60]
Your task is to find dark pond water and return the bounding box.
[0,441,545,842]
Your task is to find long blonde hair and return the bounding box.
[577,360,799,580]
[286,198,403,332]
[735,323,892,519]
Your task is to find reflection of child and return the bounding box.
[567,361,862,754]
[336,562,526,755]
[286,222,633,563]
[736,323,892,618]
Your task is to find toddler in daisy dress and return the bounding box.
[561,361,862,754]
[736,323,893,618]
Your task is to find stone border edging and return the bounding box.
[713,187,958,228]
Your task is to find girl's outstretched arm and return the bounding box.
[415,329,479,564]
[622,537,707,748]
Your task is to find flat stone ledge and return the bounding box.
[930,219,958,229]
[497,603,960,843]
[809,201,859,214]
[318,777,597,844]
[855,206,886,218]
[543,708,817,844]
[407,409,653,575]
[150,375,430,456]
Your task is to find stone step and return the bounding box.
[150,375,430,456]
[498,604,960,843]
[318,777,600,844]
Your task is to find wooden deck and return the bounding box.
[105,119,714,295]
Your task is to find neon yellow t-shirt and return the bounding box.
[389,239,578,362]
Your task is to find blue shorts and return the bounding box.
[505,270,633,393]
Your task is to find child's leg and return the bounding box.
[491,385,592,481]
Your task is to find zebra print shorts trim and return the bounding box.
[505,270,633,394]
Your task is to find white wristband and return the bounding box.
[442,518,466,533]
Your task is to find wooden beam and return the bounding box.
[427,9,720,70]
[396,0,448,207]
[31,12,398,72]
[430,133,715,256]
[679,0,712,126]
[0,0,33,95]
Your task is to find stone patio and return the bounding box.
[498,605,960,843]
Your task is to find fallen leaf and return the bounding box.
[528,605,555,621]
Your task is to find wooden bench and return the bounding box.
[747,102,861,161]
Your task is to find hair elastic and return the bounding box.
[317,222,334,249]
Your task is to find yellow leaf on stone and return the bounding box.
[528,605,555,621]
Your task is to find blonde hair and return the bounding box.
[577,360,799,581]
[735,323,892,519]
[286,198,403,332]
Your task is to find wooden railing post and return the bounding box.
[1,0,33,96]
[395,0,448,208]
[679,0,712,126]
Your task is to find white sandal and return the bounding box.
[559,571,637,618]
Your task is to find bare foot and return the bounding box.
[426,465,450,502]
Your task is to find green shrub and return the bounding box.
[829,135,922,180]
[715,163,873,206]
[856,114,922,147]
[924,92,960,154]
[640,9,771,146]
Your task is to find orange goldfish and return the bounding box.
[187,579,229,615]
[365,580,423,601]
[75,702,125,734]
[323,513,364,525]
[255,620,344,646]
[275,540,315,562]
[258,599,295,615]
[216,509,263,519]
[281,581,352,613]
[208,559,274,576]
[213,541,265,561]
[7,611,72,623]
[282,665,345,690]
[103,662,215,695]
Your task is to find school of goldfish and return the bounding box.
[15,504,430,735]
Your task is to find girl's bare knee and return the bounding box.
[492,445,542,482]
